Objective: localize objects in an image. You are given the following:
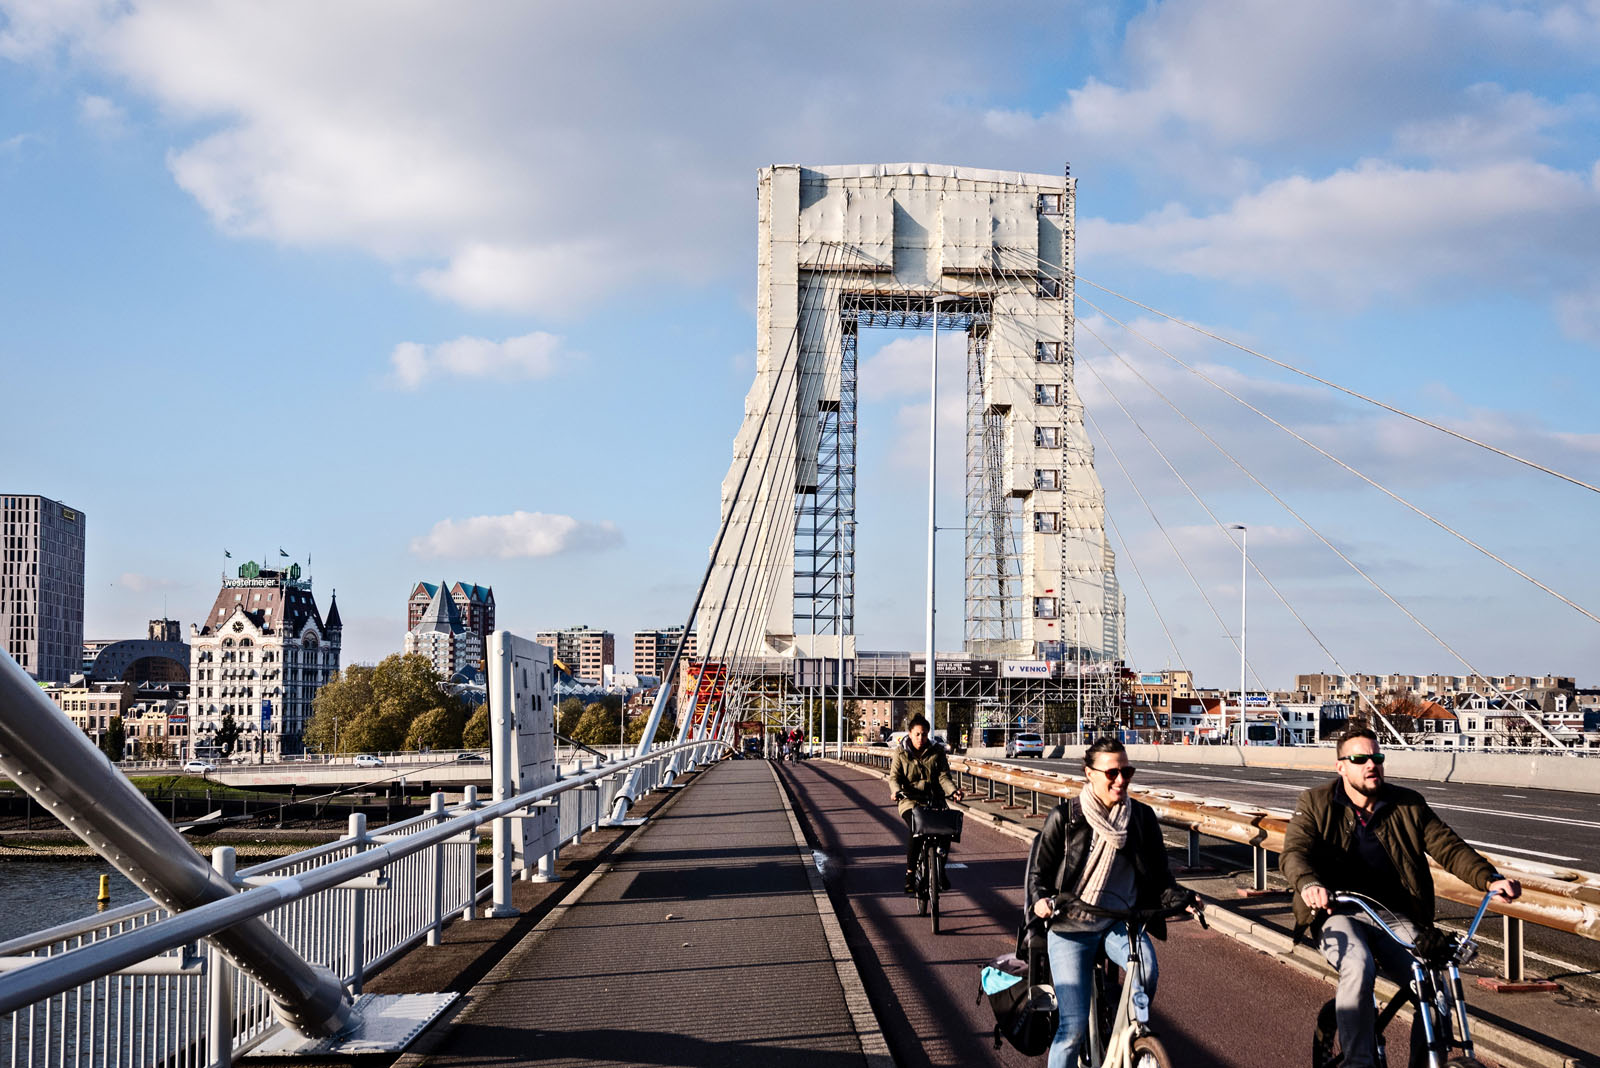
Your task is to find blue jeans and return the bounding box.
[1045,924,1159,1068]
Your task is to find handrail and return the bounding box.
[841,746,1600,943]
[0,738,730,1018]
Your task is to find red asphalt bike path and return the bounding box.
[776,757,1392,1068]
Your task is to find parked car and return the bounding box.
[183,759,216,774]
[1005,733,1045,759]
[353,754,385,768]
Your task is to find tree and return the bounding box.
[405,705,465,751]
[100,717,126,762]
[626,711,673,745]
[556,697,585,738]
[307,654,471,754]
[214,712,242,756]
[462,706,490,748]
[570,701,621,746]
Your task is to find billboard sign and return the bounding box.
[911,658,998,678]
[1245,694,1272,706]
[1003,660,1053,678]
[1138,674,1164,686]
[260,699,272,730]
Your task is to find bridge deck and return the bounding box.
[397,758,878,1067]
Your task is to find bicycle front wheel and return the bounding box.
[1130,1035,1173,1068]
[927,842,941,933]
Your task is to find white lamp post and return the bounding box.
[924,296,956,736]
[1229,524,1247,745]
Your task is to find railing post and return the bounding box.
[1502,915,1525,982]
[346,814,368,994]
[1252,845,1268,892]
[460,786,479,922]
[427,792,446,947]
[1187,827,1200,868]
[207,847,237,1068]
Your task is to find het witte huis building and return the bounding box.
[188,560,341,760]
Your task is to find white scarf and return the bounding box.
[1070,783,1131,917]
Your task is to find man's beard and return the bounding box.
[1348,777,1382,797]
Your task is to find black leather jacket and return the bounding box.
[1025,796,1190,939]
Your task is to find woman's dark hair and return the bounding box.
[906,712,931,733]
[1083,736,1126,767]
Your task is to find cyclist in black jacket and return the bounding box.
[1027,738,1196,1068]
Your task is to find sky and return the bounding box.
[1,0,1597,688]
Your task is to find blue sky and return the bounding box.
[2,0,1597,687]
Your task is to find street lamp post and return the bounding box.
[1229,524,1247,746]
[924,295,955,737]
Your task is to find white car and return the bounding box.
[183,759,216,774]
[353,754,385,768]
[1006,733,1045,759]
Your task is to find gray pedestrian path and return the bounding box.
[405,758,876,1068]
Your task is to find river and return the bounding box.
[0,861,141,945]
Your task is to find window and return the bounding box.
[1034,469,1060,490]
[1035,384,1061,405]
[1033,597,1058,619]
[1034,512,1059,533]
[1037,276,1063,298]
[1038,193,1064,214]
[1035,426,1061,448]
[1035,342,1062,363]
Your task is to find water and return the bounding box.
[0,861,141,945]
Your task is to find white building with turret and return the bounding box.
[188,560,341,760]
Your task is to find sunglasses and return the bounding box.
[1338,752,1386,766]
[1090,765,1137,781]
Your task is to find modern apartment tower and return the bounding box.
[701,165,1124,664]
[633,627,696,680]
[0,494,87,683]
[534,626,615,683]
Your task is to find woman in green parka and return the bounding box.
[890,712,963,894]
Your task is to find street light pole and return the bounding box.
[924,302,942,737]
[1230,524,1247,746]
[1074,601,1083,746]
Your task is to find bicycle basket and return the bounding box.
[909,807,964,841]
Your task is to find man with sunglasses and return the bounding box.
[1027,738,1197,1068]
[1283,727,1520,1068]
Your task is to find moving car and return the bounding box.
[455,752,487,763]
[353,754,385,768]
[1005,732,1045,759]
[183,759,216,774]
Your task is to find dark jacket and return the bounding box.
[889,737,957,817]
[1026,796,1188,939]
[1281,778,1497,929]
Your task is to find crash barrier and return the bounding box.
[842,746,1600,983]
[0,740,729,1067]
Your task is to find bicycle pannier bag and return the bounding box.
[908,806,964,842]
[978,953,1058,1055]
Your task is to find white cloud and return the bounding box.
[410,511,621,559]
[388,330,573,390]
[116,571,182,593]
[857,334,966,402]
[1392,84,1595,164]
[1082,159,1600,307]
[77,92,124,132]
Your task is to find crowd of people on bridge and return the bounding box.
[886,717,1521,1067]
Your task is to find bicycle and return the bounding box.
[906,803,964,934]
[1068,901,1203,1068]
[1310,889,1502,1068]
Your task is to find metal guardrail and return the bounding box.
[841,746,1600,979]
[0,740,728,1067]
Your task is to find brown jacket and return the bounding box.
[1282,778,1497,928]
[889,738,957,818]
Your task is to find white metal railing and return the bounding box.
[0,740,728,1067]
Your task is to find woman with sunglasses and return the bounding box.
[1026,737,1198,1068]
[1282,727,1520,1068]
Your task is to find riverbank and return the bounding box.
[0,825,496,862]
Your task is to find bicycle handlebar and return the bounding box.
[1325,888,1502,956]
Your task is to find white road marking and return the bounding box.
[1464,840,1580,862]
[1502,793,1528,799]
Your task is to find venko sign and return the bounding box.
[1002,660,1053,678]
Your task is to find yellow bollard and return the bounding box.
[96,874,111,910]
